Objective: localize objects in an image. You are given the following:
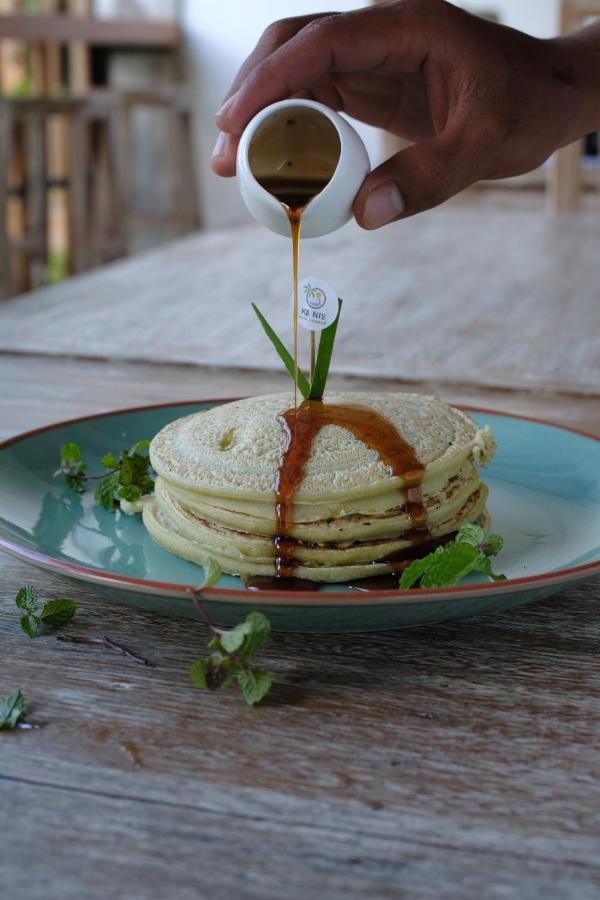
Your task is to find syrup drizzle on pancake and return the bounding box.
[271,400,429,581]
[245,533,454,593]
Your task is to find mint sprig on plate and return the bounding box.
[399,523,506,589]
[54,439,154,511]
[252,298,342,401]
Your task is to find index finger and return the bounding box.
[216,5,429,135]
[216,13,329,129]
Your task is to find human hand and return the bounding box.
[212,0,597,228]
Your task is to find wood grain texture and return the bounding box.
[1,231,599,898]
[1,209,599,394]
[1,354,599,442]
[1,551,599,899]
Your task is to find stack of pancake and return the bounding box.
[143,392,495,583]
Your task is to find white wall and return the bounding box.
[182,1,560,229]
[460,0,558,36]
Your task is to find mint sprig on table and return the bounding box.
[13,565,272,712]
[252,298,342,401]
[0,689,27,730]
[54,439,154,510]
[400,523,506,589]
[189,561,272,706]
[15,584,76,637]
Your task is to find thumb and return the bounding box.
[354,131,485,228]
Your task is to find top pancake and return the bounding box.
[150,392,494,502]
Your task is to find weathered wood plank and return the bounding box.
[1,354,598,443]
[1,551,599,875]
[1,208,599,393]
[3,778,600,900]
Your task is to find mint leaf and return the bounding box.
[40,598,77,628]
[0,690,27,730]
[480,556,507,582]
[214,611,271,660]
[238,667,272,705]
[120,456,135,485]
[419,542,480,587]
[20,613,40,638]
[95,472,120,510]
[397,554,435,590]
[15,584,38,613]
[200,558,222,589]
[252,304,311,399]
[60,442,82,463]
[238,611,271,662]
[307,298,343,401]
[455,523,485,546]
[399,528,506,589]
[130,439,150,454]
[190,594,272,705]
[219,622,250,654]
[54,442,87,492]
[190,655,237,691]
[484,534,503,555]
[56,437,154,510]
[118,484,142,502]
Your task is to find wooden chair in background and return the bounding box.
[0,95,128,298]
[120,87,198,241]
[0,2,197,299]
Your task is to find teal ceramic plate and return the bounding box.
[0,401,598,632]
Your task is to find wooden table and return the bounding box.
[1,208,600,899]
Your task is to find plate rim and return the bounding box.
[1,398,599,606]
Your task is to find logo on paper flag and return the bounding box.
[296,276,338,331]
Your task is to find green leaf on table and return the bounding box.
[16,584,76,636]
[399,524,506,589]
[190,655,238,692]
[101,452,118,469]
[40,598,77,628]
[307,299,343,401]
[190,606,272,705]
[0,690,27,730]
[237,611,271,662]
[252,304,311,400]
[219,621,250,654]
[15,584,38,613]
[20,613,40,638]
[238,667,272,706]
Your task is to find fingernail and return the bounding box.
[363,182,404,229]
[212,131,226,159]
[215,91,238,122]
